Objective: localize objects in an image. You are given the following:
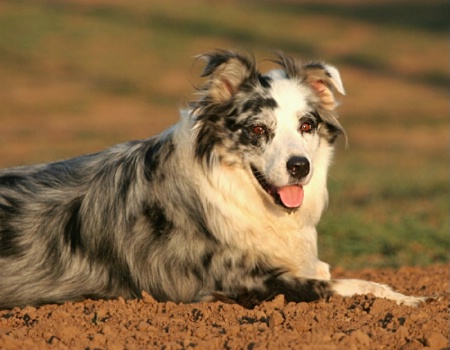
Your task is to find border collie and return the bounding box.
[0,50,425,308]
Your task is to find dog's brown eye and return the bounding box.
[300,122,312,132]
[252,125,267,135]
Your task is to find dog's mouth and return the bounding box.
[251,166,304,209]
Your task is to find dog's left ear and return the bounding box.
[197,50,257,103]
[304,63,346,110]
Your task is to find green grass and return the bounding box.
[0,0,447,269]
[319,155,448,268]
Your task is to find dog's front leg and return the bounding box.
[202,274,426,309]
[203,275,333,309]
[331,279,427,306]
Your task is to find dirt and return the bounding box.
[0,265,448,350]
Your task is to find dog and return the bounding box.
[0,50,425,309]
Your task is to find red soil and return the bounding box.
[1,264,448,350]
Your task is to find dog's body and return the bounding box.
[0,51,423,309]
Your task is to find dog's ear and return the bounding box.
[273,53,345,110]
[304,63,346,110]
[197,50,256,103]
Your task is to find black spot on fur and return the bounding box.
[166,140,175,159]
[95,236,115,262]
[201,251,214,270]
[43,236,65,276]
[264,276,332,303]
[224,115,240,133]
[224,257,233,270]
[233,276,333,309]
[63,197,84,253]
[192,214,218,244]
[250,264,282,278]
[262,97,278,109]
[143,139,164,182]
[315,109,345,144]
[194,123,226,166]
[214,279,223,291]
[0,174,25,187]
[0,225,22,257]
[118,165,134,203]
[321,121,342,144]
[143,137,175,182]
[190,264,204,281]
[199,50,254,79]
[116,151,145,205]
[107,261,142,299]
[242,97,277,115]
[257,74,272,88]
[0,196,21,216]
[304,62,326,71]
[144,203,173,239]
[239,128,267,148]
[227,107,239,119]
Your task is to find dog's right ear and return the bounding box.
[197,50,256,103]
[303,63,346,110]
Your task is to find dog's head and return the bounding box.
[191,50,345,210]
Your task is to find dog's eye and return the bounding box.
[252,125,267,136]
[300,122,313,133]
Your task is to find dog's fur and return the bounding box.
[0,50,424,309]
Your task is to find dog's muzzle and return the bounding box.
[251,156,310,210]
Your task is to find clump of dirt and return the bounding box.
[0,265,448,349]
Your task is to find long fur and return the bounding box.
[0,50,424,309]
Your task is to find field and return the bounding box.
[0,0,448,348]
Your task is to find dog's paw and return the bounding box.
[396,295,429,307]
[332,279,427,307]
[314,261,331,280]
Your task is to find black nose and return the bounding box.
[286,156,310,179]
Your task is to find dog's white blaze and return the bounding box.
[268,79,334,229]
[263,79,314,187]
[270,79,310,114]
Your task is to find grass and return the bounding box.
[0,0,447,269]
[319,154,448,268]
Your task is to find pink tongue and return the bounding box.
[277,186,304,208]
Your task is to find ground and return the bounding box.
[1,264,448,350]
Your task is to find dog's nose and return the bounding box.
[286,156,310,179]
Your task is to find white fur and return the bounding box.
[332,279,427,306]
[323,64,346,95]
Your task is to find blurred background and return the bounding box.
[0,0,447,269]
